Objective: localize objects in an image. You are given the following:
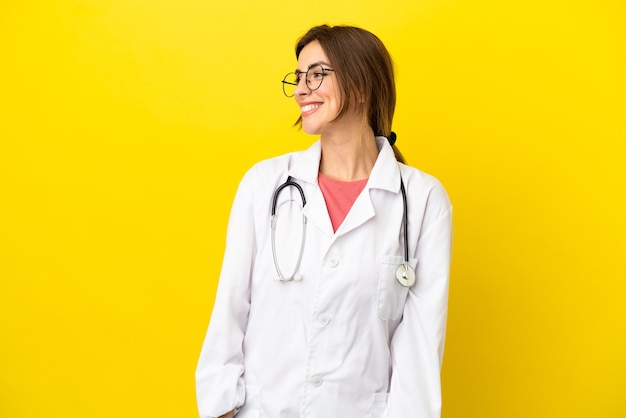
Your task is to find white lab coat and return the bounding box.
[196,137,452,418]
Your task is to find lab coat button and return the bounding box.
[319,314,330,326]
[328,257,339,267]
[310,375,323,386]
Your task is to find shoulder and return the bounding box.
[400,164,449,200]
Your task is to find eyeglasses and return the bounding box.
[281,64,334,97]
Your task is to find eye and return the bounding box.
[311,71,325,79]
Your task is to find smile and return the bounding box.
[300,103,321,114]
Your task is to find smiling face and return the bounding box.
[294,41,361,137]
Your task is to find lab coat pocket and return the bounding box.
[370,392,388,418]
[378,255,415,320]
[236,386,260,418]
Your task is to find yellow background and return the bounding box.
[1,0,625,417]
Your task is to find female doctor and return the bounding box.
[196,25,453,418]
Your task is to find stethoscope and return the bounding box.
[270,174,416,287]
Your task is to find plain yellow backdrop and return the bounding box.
[1,0,625,417]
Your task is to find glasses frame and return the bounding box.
[282,65,335,97]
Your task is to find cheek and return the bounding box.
[329,82,343,103]
[320,86,342,114]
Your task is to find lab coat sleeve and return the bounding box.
[195,168,258,418]
[386,185,453,418]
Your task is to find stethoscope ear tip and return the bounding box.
[293,274,303,281]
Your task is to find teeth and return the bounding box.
[301,104,320,113]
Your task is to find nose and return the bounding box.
[293,76,309,97]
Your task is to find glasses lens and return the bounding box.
[306,65,325,91]
[282,72,298,97]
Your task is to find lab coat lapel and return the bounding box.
[336,137,401,237]
[334,191,375,236]
[288,141,334,237]
[304,186,334,236]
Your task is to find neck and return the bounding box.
[319,126,378,182]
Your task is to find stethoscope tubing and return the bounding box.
[271,176,307,281]
[271,176,306,216]
[400,179,409,267]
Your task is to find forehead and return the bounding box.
[296,41,330,71]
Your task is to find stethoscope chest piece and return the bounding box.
[395,264,416,287]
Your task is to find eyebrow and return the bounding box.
[295,61,332,73]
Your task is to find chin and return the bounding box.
[301,123,322,136]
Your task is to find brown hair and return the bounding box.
[295,24,405,162]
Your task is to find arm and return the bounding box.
[387,191,453,417]
[195,169,258,418]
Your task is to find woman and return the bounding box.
[196,25,452,418]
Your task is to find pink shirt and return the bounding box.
[318,172,368,232]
